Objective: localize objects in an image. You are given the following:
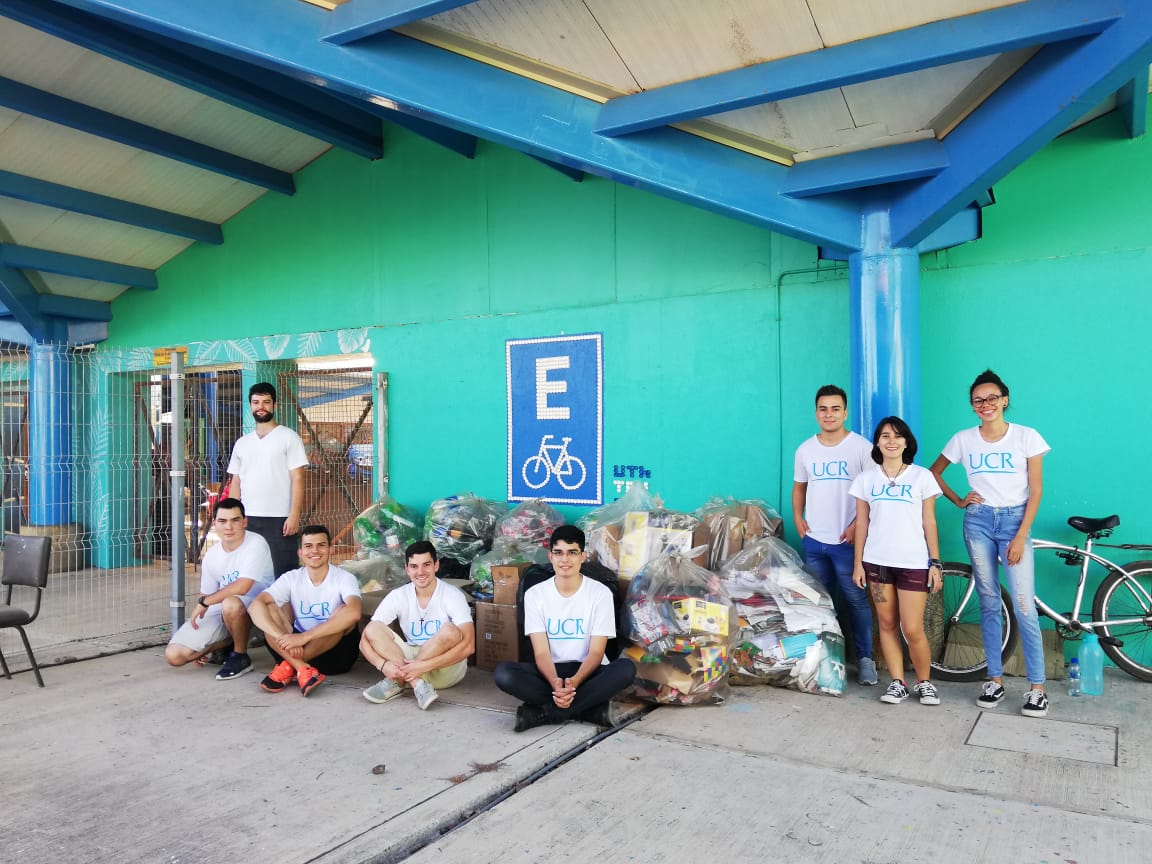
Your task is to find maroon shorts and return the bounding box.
[863,561,930,593]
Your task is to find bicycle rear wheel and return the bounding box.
[910,562,1018,681]
[1093,560,1152,682]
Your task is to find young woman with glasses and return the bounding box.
[930,370,1051,717]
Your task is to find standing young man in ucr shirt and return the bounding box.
[227,382,308,578]
[792,384,878,686]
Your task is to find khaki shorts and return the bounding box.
[386,628,468,689]
[169,614,230,653]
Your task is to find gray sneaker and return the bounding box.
[363,678,404,704]
[413,678,439,711]
[857,657,879,686]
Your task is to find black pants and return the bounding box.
[246,516,300,579]
[494,658,636,720]
[267,625,360,675]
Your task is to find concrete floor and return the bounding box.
[2,649,1149,864]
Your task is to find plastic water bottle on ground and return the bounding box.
[1080,633,1105,696]
[1067,657,1081,697]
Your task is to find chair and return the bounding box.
[0,534,52,687]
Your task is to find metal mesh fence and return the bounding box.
[0,343,377,675]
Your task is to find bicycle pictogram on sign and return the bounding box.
[521,434,587,491]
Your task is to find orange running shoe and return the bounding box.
[260,660,296,693]
[298,665,325,697]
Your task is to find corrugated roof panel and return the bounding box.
[37,272,126,304]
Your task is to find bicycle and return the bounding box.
[909,514,1152,682]
[521,434,587,491]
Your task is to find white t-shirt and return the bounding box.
[200,531,275,618]
[524,576,616,666]
[371,580,473,646]
[794,432,875,544]
[264,564,361,632]
[849,464,942,569]
[227,426,309,517]
[940,424,1050,508]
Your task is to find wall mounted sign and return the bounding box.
[506,333,602,505]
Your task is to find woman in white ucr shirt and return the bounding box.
[850,416,943,707]
[930,370,1050,719]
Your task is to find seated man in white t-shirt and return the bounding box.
[164,498,274,681]
[494,525,636,732]
[359,540,475,710]
[248,525,362,697]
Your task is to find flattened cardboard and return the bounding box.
[475,602,519,670]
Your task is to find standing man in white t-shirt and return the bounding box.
[227,382,309,579]
[792,384,879,686]
[164,498,274,680]
[359,540,475,710]
[248,525,362,697]
[493,525,635,732]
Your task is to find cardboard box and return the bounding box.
[617,512,710,580]
[491,562,530,606]
[475,602,519,670]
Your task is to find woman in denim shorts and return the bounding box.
[930,370,1050,718]
[849,416,944,706]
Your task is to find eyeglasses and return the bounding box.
[971,394,1003,407]
[550,549,583,558]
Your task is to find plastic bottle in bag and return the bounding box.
[1080,633,1105,696]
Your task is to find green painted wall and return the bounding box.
[107,115,1152,608]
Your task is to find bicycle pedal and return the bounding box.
[1100,636,1124,648]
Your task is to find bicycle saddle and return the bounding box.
[1067,515,1120,534]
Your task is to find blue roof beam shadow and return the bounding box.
[0,76,295,194]
[596,0,1123,137]
[891,3,1152,249]
[322,85,475,157]
[323,0,477,45]
[53,0,860,250]
[0,0,384,159]
[0,244,158,289]
[1117,67,1151,137]
[0,169,222,244]
[782,139,948,198]
[528,154,584,182]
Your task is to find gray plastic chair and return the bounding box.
[0,534,52,687]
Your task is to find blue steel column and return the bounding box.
[29,342,72,525]
[849,208,921,440]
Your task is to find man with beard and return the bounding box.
[227,382,308,577]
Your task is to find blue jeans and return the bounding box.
[963,504,1046,684]
[801,535,873,660]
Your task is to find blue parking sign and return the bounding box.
[507,333,602,505]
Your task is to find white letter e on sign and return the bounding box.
[535,356,570,420]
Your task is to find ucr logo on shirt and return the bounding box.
[870,483,913,500]
[969,452,1014,473]
[547,617,586,639]
[298,600,331,621]
[221,569,240,585]
[811,460,850,479]
[409,618,442,641]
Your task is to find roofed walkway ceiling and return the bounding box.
[0,0,1149,343]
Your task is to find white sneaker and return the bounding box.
[413,678,439,711]
[363,677,403,704]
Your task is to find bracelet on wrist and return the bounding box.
[928,559,943,569]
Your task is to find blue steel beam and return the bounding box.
[324,0,476,45]
[0,0,383,159]
[37,293,113,321]
[0,75,295,194]
[528,154,584,182]
[1117,68,1150,137]
[0,243,158,289]
[596,0,1123,137]
[782,139,948,198]
[0,263,63,341]
[381,109,476,158]
[892,3,1152,248]
[54,0,860,250]
[0,168,222,243]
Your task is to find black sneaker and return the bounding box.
[1021,688,1049,718]
[579,702,619,728]
[513,704,554,733]
[977,681,1005,709]
[205,648,229,666]
[215,651,252,681]
[880,680,909,704]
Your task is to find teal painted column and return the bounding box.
[29,342,71,525]
[849,208,921,440]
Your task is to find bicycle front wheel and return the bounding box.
[913,562,1018,681]
[1093,560,1152,681]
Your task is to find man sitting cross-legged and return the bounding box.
[359,541,475,710]
[248,524,362,697]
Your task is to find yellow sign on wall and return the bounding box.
[153,346,189,366]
